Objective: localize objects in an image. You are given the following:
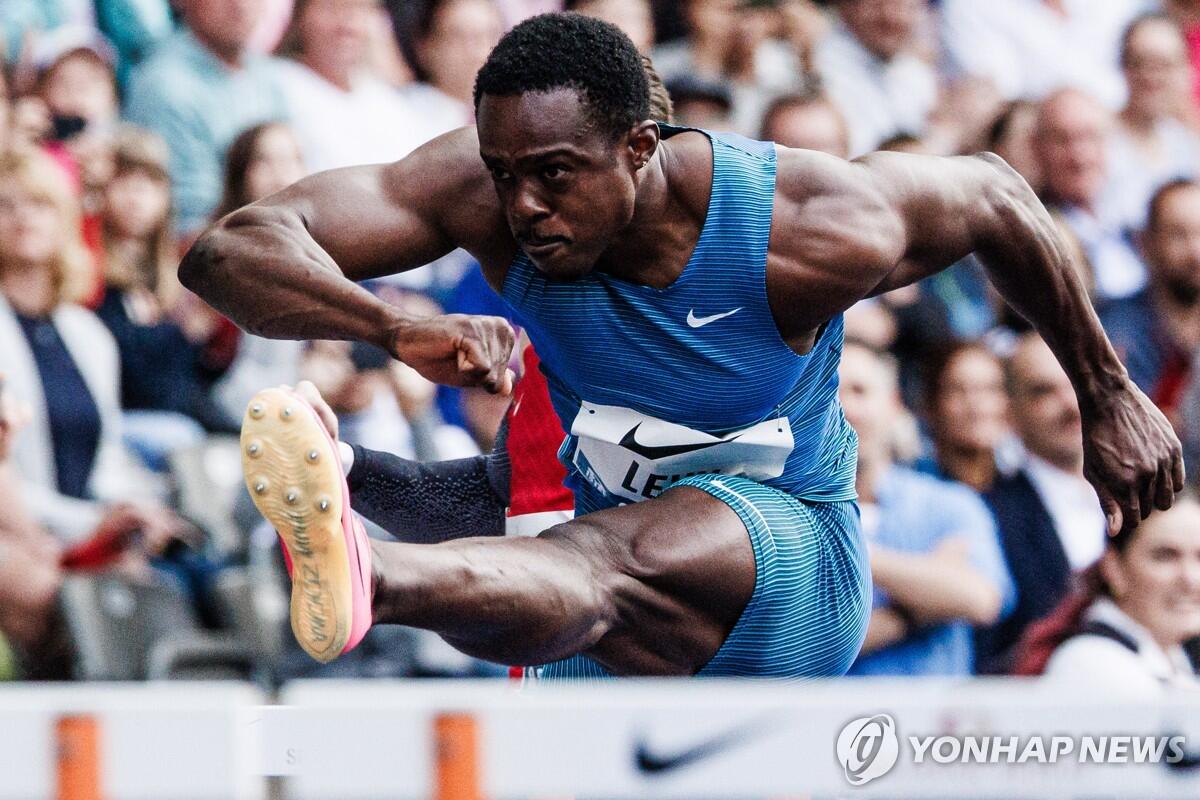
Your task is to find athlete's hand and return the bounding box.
[290,380,340,442]
[389,314,516,395]
[1082,380,1185,537]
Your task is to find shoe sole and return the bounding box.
[241,388,350,662]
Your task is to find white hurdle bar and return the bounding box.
[270,678,1200,799]
[3,679,1200,799]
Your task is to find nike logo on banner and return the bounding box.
[619,423,742,460]
[687,307,742,328]
[634,718,773,775]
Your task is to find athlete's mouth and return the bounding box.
[520,235,569,259]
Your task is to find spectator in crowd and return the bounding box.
[33,31,121,207]
[492,0,561,29]
[401,0,505,133]
[92,128,214,467]
[1016,496,1200,693]
[1035,88,1147,303]
[95,0,176,87]
[125,0,287,236]
[839,340,1012,676]
[206,122,309,427]
[1156,0,1200,118]
[275,0,442,172]
[1182,353,1200,484]
[211,122,307,219]
[813,0,937,156]
[1109,14,1200,231]
[940,0,1149,110]
[0,0,97,68]
[0,149,189,548]
[564,0,654,53]
[665,75,734,131]
[759,90,849,158]
[0,381,65,678]
[919,342,1012,493]
[977,333,1108,674]
[1102,180,1200,415]
[988,100,1043,191]
[652,0,804,136]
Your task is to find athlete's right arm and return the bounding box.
[179,129,518,393]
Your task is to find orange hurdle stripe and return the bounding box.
[434,713,480,800]
[56,715,101,800]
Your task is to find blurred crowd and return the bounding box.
[0,0,1198,691]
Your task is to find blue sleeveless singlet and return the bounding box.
[499,125,858,510]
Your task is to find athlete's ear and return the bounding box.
[626,121,660,172]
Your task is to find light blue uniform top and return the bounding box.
[500,125,858,511]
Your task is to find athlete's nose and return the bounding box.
[511,180,551,227]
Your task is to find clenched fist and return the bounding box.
[388,314,516,395]
[1083,380,1186,537]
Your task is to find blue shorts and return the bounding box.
[534,474,872,679]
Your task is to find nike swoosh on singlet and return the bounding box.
[686,307,742,328]
[619,423,742,460]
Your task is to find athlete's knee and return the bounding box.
[537,518,627,640]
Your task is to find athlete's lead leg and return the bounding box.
[242,386,754,672]
[367,486,755,673]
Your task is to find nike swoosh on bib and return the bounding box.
[619,422,742,460]
[686,307,742,328]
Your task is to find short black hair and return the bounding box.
[473,12,650,139]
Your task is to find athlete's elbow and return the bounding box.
[973,152,1038,212]
[178,225,223,296]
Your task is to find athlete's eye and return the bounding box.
[489,166,512,182]
[541,164,569,182]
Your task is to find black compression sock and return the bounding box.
[346,445,508,542]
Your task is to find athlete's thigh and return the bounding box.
[538,484,755,675]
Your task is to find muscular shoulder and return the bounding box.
[765,148,907,331]
[334,127,513,273]
[381,127,506,244]
[772,147,907,271]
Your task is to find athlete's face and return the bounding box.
[477,89,656,279]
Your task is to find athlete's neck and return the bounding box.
[595,132,710,288]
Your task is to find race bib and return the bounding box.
[569,402,795,503]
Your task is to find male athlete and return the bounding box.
[181,13,1184,678]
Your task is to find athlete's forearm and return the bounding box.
[974,159,1129,411]
[179,206,406,349]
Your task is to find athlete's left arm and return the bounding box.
[773,147,1183,536]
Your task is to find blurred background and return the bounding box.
[0,0,1198,700]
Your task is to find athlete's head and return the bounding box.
[474,12,658,279]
